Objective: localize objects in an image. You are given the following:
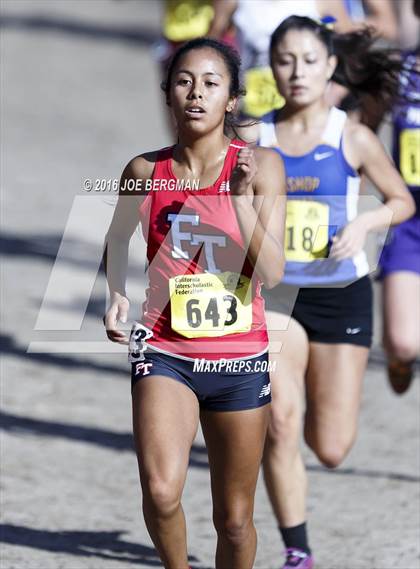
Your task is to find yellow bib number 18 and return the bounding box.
[169,272,252,338]
[400,129,420,187]
[285,200,330,262]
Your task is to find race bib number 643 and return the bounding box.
[169,272,252,338]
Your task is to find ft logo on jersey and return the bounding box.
[167,213,227,273]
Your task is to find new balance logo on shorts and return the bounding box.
[259,384,271,398]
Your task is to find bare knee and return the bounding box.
[142,476,182,518]
[305,431,355,469]
[386,335,418,363]
[266,397,301,449]
[316,445,349,469]
[214,510,254,547]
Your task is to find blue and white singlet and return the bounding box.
[259,107,369,286]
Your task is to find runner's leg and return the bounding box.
[263,311,309,529]
[201,405,269,569]
[383,272,420,362]
[132,375,200,568]
[304,343,368,468]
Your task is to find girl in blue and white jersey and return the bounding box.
[241,15,415,568]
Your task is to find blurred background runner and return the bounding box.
[378,0,420,396]
[208,0,353,118]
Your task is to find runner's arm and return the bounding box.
[208,0,237,38]
[363,0,398,41]
[318,0,397,39]
[103,155,153,342]
[346,123,415,229]
[231,147,286,289]
[331,122,415,260]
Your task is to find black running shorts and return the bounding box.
[262,276,373,348]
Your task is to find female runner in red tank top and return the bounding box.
[104,38,286,569]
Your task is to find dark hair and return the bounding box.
[161,37,247,134]
[269,16,406,108]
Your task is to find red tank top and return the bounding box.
[138,139,268,360]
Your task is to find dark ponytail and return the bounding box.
[270,16,410,109]
[331,28,403,108]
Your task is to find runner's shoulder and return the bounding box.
[119,150,166,195]
[343,120,379,169]
[252,146,285,196]
[122,151,159,180]
[253,145,284,169]
[344,120,375,147]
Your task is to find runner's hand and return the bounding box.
[229,147,257,195]
[104,293,130,344]
[330,218,368,260]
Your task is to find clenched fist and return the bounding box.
[229,147,258,195]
